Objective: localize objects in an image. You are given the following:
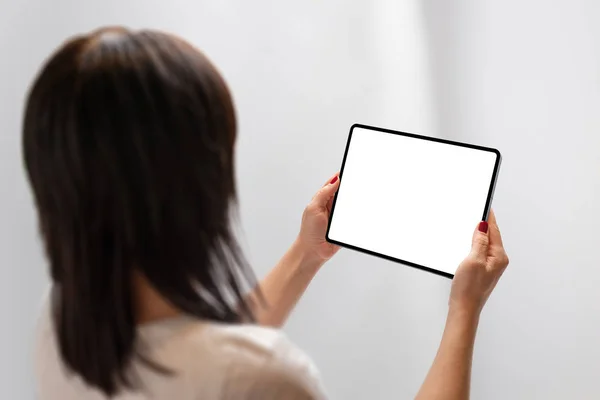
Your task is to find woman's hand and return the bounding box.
[416,210,509,400]
[450,209,510,315]
[295,173,342,264]
[249,173,342,327]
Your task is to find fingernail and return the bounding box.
[330,176,338,184]
[478,221,488,233]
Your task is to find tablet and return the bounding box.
[326,124,501,278]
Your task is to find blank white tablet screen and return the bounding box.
[327,126,499,276]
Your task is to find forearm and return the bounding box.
[248,239,323,327]
[415,307,480,400]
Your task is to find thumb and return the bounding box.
[470,221,490,263]
[312,174,340,208]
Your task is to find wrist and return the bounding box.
[448,303,481,327]
[289,238,325,273]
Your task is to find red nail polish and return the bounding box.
[330,176,338,184]
[478,221,488,233]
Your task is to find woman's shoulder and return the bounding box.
[216,323,321,379]
[206,323,308,360]
[35,296,326,399]
[204,323,326,399]
[145,318,314,372]
[144,319,326,399]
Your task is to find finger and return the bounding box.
[487,209,505,249]
[312,173,339,202]
[321,171,340,188]
[487,208,497,225]
[312,174,340,209]
[326,195,334,213]
[487,210,507,265]
[470,220,490,263]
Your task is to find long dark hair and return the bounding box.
[23,27,255,396]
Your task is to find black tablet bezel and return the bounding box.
[325,123,502,279]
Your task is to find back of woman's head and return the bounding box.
[23,27,254,396]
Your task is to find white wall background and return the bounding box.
[421,1,600,398]
[0,1,598,399]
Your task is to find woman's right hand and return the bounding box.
[417,210,509,400]
[449,209,510,315]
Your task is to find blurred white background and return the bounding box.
[1,1,599,399]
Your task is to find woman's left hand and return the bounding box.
[252,173,342,327]
[296,173,342,264]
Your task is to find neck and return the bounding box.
[132,270,181,324]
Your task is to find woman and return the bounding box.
[27,27,509,400]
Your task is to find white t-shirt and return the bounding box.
[35,303,328,400]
